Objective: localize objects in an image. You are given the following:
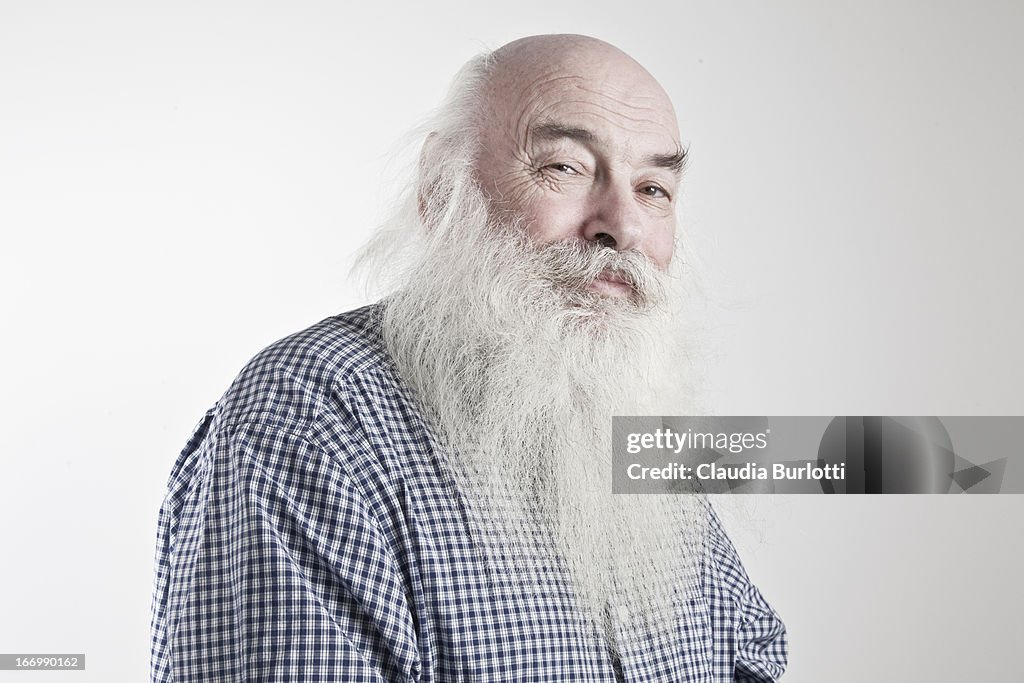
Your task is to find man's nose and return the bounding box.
[581,180,642,252]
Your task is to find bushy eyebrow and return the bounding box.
[530,122,598,145]
[529,122,687,177]
[643,147,688,175]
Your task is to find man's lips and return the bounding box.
[587,270,633,297]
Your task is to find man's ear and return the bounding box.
[417,132,440,229]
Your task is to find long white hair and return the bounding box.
[353,50,495,296]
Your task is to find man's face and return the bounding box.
[474,40,684,299]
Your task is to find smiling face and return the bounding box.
[474,36,685,298]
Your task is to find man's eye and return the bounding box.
[639,184,669,199]
[546,163,578,175]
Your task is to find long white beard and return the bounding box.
[379,185,707,653]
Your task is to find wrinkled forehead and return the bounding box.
[479,52,681,156]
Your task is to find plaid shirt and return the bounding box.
[151,304,787,682]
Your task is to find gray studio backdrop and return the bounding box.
[1,1,1021,681]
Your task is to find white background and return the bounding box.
[1,1,1022,680]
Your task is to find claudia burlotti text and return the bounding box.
[624,427,845,482]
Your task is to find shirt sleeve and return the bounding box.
[150,409,421,682]
[703,502,789,682]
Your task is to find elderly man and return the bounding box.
[151,34,787,682]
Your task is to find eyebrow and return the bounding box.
[529,122,688,176]
[643,147,688,174]
[531,122,598,145]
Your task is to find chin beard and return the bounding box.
[380,189,707,653]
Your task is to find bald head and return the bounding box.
[480,34,679,140]
[471,35,685,277]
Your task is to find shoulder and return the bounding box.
[167,302,440,549]
[167,301,432,501]
[215,303,401,436]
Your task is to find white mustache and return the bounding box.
[528,240,666,310]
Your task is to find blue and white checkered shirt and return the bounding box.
[151,304,787,681]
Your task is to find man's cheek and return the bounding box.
[647,226,677,270]
[523,204,587,245]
